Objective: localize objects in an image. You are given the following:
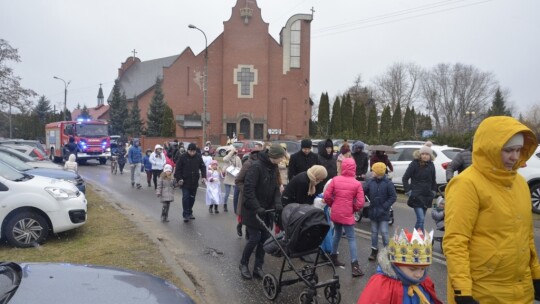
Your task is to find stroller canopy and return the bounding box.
[281,203,330,255]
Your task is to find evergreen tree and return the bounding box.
[161,104,176,137]
[80,105,91,119]
[317,92,330,137]
[341,94,353,139]
[76,103,81,110]
[34,95,51,124]
[366,105,378,142]
[391,101,402,134]
[403,106,415,138]
[487,88,512,116]
[379,105,392,139]
[108,79,128,135]
[146,77,166,137]
[353,102,367,139]
[127,96,144,137]
[330,96,342,137]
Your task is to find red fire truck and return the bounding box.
[45,119,111,164]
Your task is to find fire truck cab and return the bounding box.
[45,119,111,164]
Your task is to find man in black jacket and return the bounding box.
[174,143,207,222]
[317,139,337,185]
[352,141,369,181]
[239,143,285,280]
[288,139,319,182]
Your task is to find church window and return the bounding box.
[290,20,301,68]
[233,65,258,98]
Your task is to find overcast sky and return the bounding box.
[1,0,539,115]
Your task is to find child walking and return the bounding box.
[323,158,365,277]
[363,162,397,261]
[206,160,224,213]
[156,164,175,222]
[143,149,153,187]
[64,153,78,173]
[357,228,443,304]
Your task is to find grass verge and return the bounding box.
[0,184,187,295]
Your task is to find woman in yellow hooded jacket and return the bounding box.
[444,116,540,303]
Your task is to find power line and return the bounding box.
[313,0,493,38]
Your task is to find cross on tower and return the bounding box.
[132,49,137,59]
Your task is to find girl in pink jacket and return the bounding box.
[324,157,365,277]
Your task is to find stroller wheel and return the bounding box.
[324,285,341,304]
[299,290,318,304]
[262,273,279,300]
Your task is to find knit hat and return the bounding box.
[504,133,524,148]
[154,144,163,150]
[340,145,351,155]
[187,143,197,151]
[371,162,387,176]
[267,143,286,159]
[419,145,433,157]
[210,160,218,166]
[163,164,173,173]
[324,139,333,148]
[301,139,312,149]
[307,165,328,196]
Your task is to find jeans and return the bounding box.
[414,207,427,232]
[130,163,141,185]
[182,187,198,218]
[331,223,358,263]
[233,186,240,214]
[241,226,270,269]
[370,220,389,249]
[223,184,235,205]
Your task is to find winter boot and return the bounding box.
[223,204,228,212]
[214,204,219,214]
[161,203,170,222]
[368,248,378,261]
[330,254,345,267]
[209,205,213,214]
[351,261,364,277]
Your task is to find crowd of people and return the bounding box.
[102,115,540,303]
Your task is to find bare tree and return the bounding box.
[420,63,498,133]
[0,39,36,112]
[372,62,422,110]
[522,104,540,140]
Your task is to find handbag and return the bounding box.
[226,166,240,177]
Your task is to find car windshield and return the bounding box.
[76,124,109,138]
[0,262,22,301]
[0,153,33,172]
[441,149,463,160]
[232,142,244,149]
[0,148,35,162]
[0,161,26,180]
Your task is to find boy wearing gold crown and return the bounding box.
[357,228,443,304]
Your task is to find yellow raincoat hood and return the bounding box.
[444,116,540,303]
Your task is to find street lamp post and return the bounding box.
[53,76,71,121]
[466,111,475,132]
[188,24,208,145]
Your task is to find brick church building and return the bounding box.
[108,0,313,143]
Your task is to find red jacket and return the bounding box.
[323,158,364,225]
[358,273,443,304]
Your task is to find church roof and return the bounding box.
[97,86,104,98]
[107,55,179,102]
[72,104,110,120]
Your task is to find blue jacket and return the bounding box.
[143,155,152,171]
[363,175,397,222]
[128,145,143,164]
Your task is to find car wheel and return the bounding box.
[531,182,540,214]
[219,149,227,157]
[4,212,50,248]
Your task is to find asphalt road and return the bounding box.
[78,161,540,304]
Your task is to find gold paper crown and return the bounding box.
[388,228,433,265]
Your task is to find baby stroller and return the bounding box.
[261,203,341,304]
[354,195,395,225]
